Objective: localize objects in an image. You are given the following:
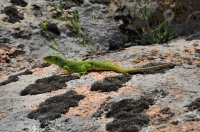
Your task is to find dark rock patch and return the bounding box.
[60,0,83,6]
[31,4,40,10]
[158,107,175,123]
[3,6,24,23]
[20,74,80,96]
[195,49,200,61]
[31,4,42,17]
[114,9,139,44]
[186,32,200,41]
[107,30,125,50]
[51,10,62,19]
[46,23,60,36]
[90,63,173,92]
[10,26,32,38]
[31,62,51,69]
[106,98,151,118]
[0,76,19,86]
[186,98,200,111]
[27,90,85,128]
[90,74,132,92]
[106,113,149,132]
[105,98,151,132]
[92,89,169,132]
[143,89,169,101]
[60,3,71,10]
[159,107,171,114]
[0,38,10,43]
[70,0,84,5]
[171,121,179,125]
[89,0,109,4]
[195,49,200,54]
[10,0,28,7]
[0,69,32,86]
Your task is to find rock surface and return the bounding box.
[0,0,200,132]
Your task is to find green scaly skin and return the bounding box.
[43,55,170,75]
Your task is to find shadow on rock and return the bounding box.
[27,90,85,128]
[20,74,79,96]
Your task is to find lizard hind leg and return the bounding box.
[79,67,87,75]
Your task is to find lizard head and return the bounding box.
[43,55,61,64]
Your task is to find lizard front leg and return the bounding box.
[79,63,92,75]
[63,66,72,74]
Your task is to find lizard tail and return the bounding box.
[120,63,170,73]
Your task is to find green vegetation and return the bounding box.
[135,1,175,45]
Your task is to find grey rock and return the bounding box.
[178,111,200,122]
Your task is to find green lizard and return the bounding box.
[43,55,170,74]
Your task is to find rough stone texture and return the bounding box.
[0,0,200,132]
[0,40,200,131]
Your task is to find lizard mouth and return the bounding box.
[43,56,52,62]
[43,56,48,61]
